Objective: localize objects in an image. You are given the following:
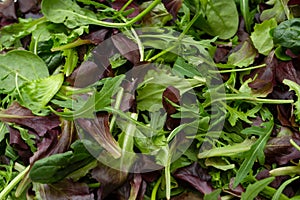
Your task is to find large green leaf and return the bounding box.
[250,18,277,56]
[196,0,239,39]
[0,50,49,93]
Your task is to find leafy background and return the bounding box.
[1,0,300,200]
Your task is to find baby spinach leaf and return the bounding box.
[241,177,275,200]
[250,18,277,56]
[0,50,49,93]
[18,74,64,115]
[272,18,300,53]
[234,120,274,187]
[196,0,239,39]
[29,140,95,184]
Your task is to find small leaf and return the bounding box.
[18,74,64,115]
[241,177,275,200]
[283,79,300,123]
[272,176,300,200]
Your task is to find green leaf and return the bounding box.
[12,125,36,153]
[227,40,257,67]
[283,79,300,123]
[260,0,290,23]
[41,0,99,29]
[198,139,256,158]
[196,0,239,39]
[137,69,205,111]
[62,49,78,77]
[241,177,275,200]
[272,18,300,53]
[205,158,235,171]
[272,176,300,200]
[0,50,49,93]
[250,18,277,55]
[0,17,47,49]
[29,140,95,184]
[0,123,8,143]
[18,74,64,115]
[204,189,222,200]
[234,120,274,187]
[56,75,125,119]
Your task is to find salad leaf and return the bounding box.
[241,177,275,200]
[250,18,277,56]
[196,0,239,39]
[227,40,257,67]
[283,79,300,123]
[234,120,274,187]
[272,18,300,53]
[260,0,290,23]
[0,50,49,93]
[18,74,64,115]
[29,140,95,184]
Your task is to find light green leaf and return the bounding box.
[234,120,274,187]
[63,49,78,77]
[197,0,239,39]
[250,18,277,55]
[283,79,300,123]
[205,158,235,171]
[18,74,64,115]
[241,177,275,200]
[228,40,257,67]
[0,50,49,93]
[0,122,8,143]
[198,138,256,158]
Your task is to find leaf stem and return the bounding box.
[51,38,91,51]
[0,165,30,200]
[151,177,162,200]
[209,64,266,74]
[110,87,124,132]
[290,139,300,152]
[119,0,134,13]
[270,166,300,176]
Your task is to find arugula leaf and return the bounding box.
[283,79,300,123]
[234,120,274,187]
[18,74,64,115]
[272,176,300,200]
[0,50,49,93]
[241,177,275,200]
[250,18,277,56]
[54,75,125,119]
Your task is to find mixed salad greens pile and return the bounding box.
[1,0,300,199]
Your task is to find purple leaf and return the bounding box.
[81,29,110,45]
[112,34,140,64]
[18,0,38,13]
[173,162,214,194]
[163,86,181,130]
[111,0,139,18]
[30,120,74,164]
[0,0,17,20]
[76,113,121,158]
[264,132,300,165]
[275,61,300,84]
[37,179,94,200]
[2,102,61,136]
[162,0,182,19]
